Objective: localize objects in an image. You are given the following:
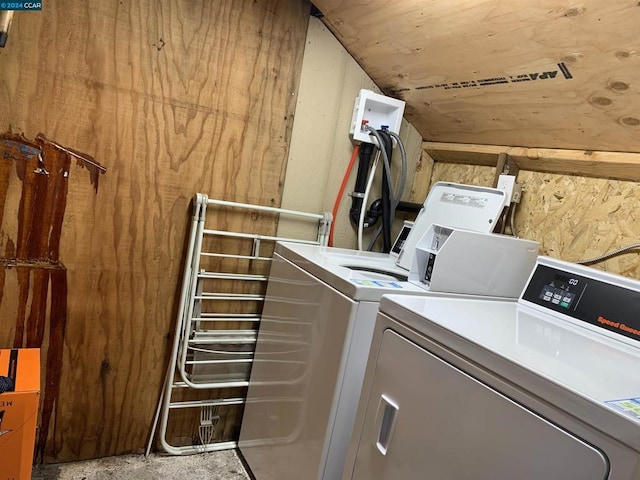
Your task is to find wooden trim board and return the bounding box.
[424,142,640,181]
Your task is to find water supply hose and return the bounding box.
[329,144,360,246]
[365,129,408,251]
[364,126,394,200]
[358,151,381,250]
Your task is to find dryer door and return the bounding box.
[350,329,609,480]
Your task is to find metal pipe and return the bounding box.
[207,198,324,220]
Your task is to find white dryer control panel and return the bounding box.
[521,256,640,347]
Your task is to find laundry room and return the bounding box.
[1,1,640,479]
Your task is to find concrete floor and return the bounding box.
[32,450,251,480]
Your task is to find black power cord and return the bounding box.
[0,376,14,394]
[377,129,394,253]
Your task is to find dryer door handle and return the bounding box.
[375,394,399,456]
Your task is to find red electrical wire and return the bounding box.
[329,144,360,247]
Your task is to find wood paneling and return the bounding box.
[0,0,309,462]
[313,0,640,152]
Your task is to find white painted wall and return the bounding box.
[277,17,424,249]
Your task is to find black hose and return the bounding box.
[0,376,14,394]
[395,201,422,214]
[364,198,382,227]
[378,130,393,253]
[349,143,374,225]
[364,126,406,252]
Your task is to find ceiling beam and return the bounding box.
[424,142,640,182]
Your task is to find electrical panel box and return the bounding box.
[350,89,405,144]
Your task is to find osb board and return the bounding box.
[0,0,309,462]
[277,17,424,249]
[429,162,497,189]
[429,163,640,279]
[313,0,640,152]
[516,171,640,278]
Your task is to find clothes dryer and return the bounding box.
[343,256,640,479]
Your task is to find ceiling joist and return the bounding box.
[424,142,640,182]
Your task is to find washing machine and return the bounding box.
[238,182,528,480]
[343,256,640,479]
[237,242,426,480]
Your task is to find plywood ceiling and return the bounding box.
[312,0,640,152]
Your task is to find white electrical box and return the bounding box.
[497,174,516,206]
[350,89,405,144]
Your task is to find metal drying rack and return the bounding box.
[147,194,331,455]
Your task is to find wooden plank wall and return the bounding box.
[0,0,309,462]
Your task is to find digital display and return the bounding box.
[392,225,412,255]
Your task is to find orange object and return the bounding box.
[0,349,40,480]
[330,143,360,246]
